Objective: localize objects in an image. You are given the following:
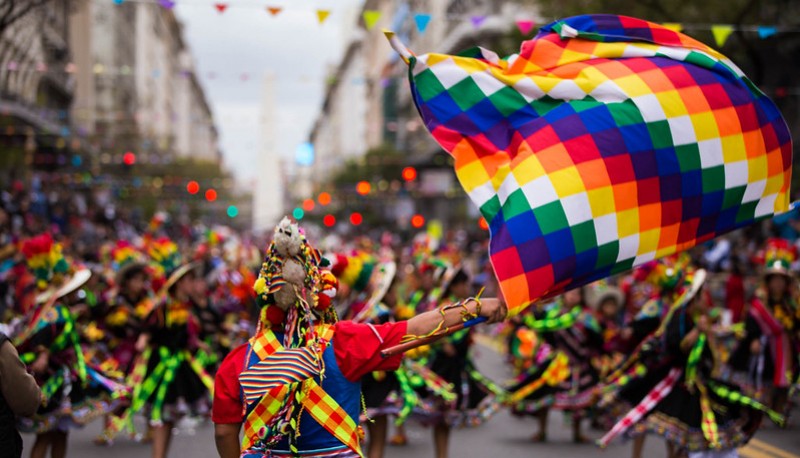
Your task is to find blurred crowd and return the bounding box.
[0,179,798,458]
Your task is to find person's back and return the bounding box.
[0,332,42,458]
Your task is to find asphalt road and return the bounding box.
[22,334,800,458]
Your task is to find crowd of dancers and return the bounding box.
[0,183,798,458]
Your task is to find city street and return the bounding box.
[23,337,800,458]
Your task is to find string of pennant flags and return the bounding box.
[108,0,800,48]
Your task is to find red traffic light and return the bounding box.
[323,214,336,227]
[123,152,136,165]
[205,189,218,202]
[187,181,200,194]
[401,166,417,181]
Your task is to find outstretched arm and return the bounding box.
[406,298,506,337]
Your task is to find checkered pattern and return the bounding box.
[598,367,682,447]
[241,327,361,456]
[401,14,792,316]
[242,385,290,449]
[696,382,720,448]
[302,381,363,456]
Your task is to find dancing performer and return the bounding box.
[130,238,214,458]
[212,218,506,458]
[506,288,602,443]
[16,234,126,458]
[599,269,784,457]
[94,241,153,445]
[730,238,800,415]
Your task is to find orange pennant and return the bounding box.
[267,6,282,16]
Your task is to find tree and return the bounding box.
[0,0,53,37]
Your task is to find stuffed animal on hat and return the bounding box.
[272,217,308,309]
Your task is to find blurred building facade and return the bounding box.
[307,0,535,230]
[0,0,221,185]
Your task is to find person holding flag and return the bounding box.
[212,218,506,458]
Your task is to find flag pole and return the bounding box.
[380,316,486,358]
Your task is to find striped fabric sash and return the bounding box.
[598,367,682,447]
[241,326,363,457]
[240,347,320,405]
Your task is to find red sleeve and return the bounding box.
[212,343,248,424]
[333,321,408,382]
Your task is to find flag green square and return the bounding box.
[608,102,645,127]
[736,201,758,224]
[480,195,502,222]
[675,143,701,172]
[414,69,446,102]
[532,201,569,235]
[570,221,597,253]
[612,257,636,274]
[702,165,725,193]
[647,121,673,149]
[488,86,529,117]
[448,76,488,111]
[502,189,531,220]
[595,241,620,269]
[722,186,746,209]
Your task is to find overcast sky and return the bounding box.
[174,0,362,186]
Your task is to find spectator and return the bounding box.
[0,331,42,458]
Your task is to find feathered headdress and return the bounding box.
[22,234,69,291]
[760,238,796,278]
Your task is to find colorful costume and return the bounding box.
[729,239,800,409]
[599,270,783,452]
[212,218,407,457]
[128,239,213,426]
[16,235,127,433]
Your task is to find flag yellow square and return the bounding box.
[512,152,546,185]
[549,166,583,197]
[587,186,615,216]
[617,208,640,238]
[690,112,720,141]
[720,134,746,162]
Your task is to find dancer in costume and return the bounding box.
[212,218,506,458]
[131,238,214,458]
[16,234,127,458]
[599,269,784,458]
[505,288,602,444]
[729,238,800,415]
[428,265,501,458]
[94,241,153,445]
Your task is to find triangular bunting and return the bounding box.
[214,3,228,13]
[159,0,175,9]
[661,23,683,33]
[363,10,381,30]
[267,7,283,17]
[516,19,535,35]
[113,0,125,4]
[471,16,487,29]
[758,26,778,39]
[316,10,331,24]
[711,24,734,47]
[414,13,432,33]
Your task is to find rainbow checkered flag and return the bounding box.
[389,14,792,316]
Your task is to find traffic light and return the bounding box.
[123,152,136,165]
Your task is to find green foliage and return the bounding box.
[331,143,406,186]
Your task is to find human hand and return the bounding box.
[477,298,507,324]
